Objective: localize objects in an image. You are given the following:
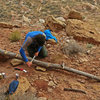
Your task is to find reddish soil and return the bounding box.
[0,26,100,100]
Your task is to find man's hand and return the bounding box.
[26,61,32,67]
[35,52,39,57]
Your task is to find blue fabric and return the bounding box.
[25,31,43,39]
[20,31,44,62]
[44,29,57,42]
[19,47,28,62]
[38,46,42,52]
[9,80,19,94]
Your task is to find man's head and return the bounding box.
[33,34,46,46]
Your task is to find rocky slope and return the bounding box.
[0,0,100,100]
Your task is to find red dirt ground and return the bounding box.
[0,26,100,100]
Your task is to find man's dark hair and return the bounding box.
[32,34,46,46]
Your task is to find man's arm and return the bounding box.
[34,46,42,56]
[38,46,42,52]
[19,48,28,62]
[19,37,32,62]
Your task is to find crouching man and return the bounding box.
[19,29,57,67]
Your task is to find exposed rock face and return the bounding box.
[45,15,66,32]
[0,22,21,29]
[15,77,31,95]
[67,10,83,20]
[9,77,31,99]
[0,22,13,28]
[66,19,100,45]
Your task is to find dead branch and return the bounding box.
[64,88,86,94]
[0,49,100,81]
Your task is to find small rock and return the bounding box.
[46,44,51,48]
[10,59,24,66]
[66,39,70,43]
[40,76,48,81]
[35,66,46,72]
[48,87,53,92]
[48,76,53,80]
[48,81,56,88]
[77,79,85,84]
[79,57,88,63]
[46,39,57,45]
[39,19,45,23]
[86,50,91,55]
[56,17,66,22]
[23,15,31,23]
[37,97,47,100]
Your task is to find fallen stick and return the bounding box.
[0,49,100,81]
[64,88,86,94]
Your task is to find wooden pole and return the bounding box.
[0,49,100,81]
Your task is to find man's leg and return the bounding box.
[38,45,48,58]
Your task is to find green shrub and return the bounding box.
[86,43,93,49]
[9,31,21,42]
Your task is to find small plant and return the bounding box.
[62,40,84,55]
[82,16,85,20]
[9,31,21,42]
[86,43,93,49]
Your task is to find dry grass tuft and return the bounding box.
[62,39,85,55]
[9,31,21,42]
